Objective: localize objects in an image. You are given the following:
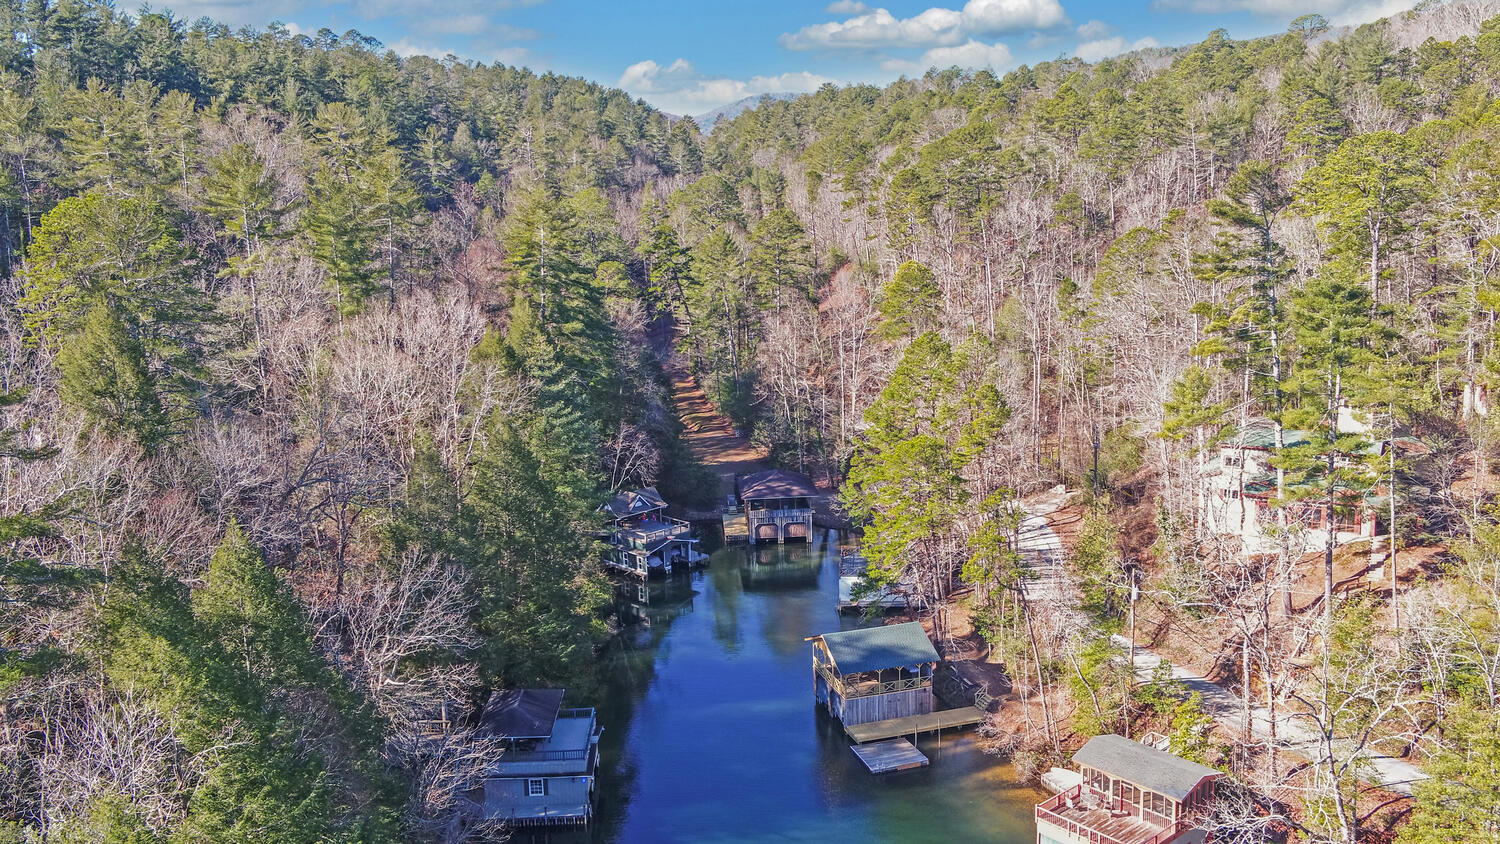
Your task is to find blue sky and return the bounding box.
[163,0,1418,114]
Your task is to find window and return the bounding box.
[526,778,546,797]
[1224,455,1241,467]
[1145,791,1169,816]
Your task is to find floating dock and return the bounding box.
[851,738,929,774]
[843,706,987,743]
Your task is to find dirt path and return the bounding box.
[670,366,767,484]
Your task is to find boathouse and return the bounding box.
[811,622,938,727]
[475,689,602,827]
[600,486,704,576]
[732,468,816,544]
[1035,734,1220,844]
[836,550,906,612]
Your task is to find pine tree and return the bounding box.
[0,389,80,690]
[875,260,941,341]
[200,143,283,260]
[193,521,318,684]
[640,197,691,319]
[1278,271,1394,622]
[21,191,208,378]
[304,163,381,316]
[1298,131,1428,301]
[56,304,168,450]
[747,208,814,311]
[463,420,607,686]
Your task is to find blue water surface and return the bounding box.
[542,528,1043,844]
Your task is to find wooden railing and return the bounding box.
[747,508,811,520]
[1034,785,1179,844]
[1036,787,1133,844]
[815,661,931,699]
[1139,820,1189,844]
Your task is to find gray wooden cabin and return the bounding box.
[599,486,704,576]
[811,622,939,726]
[475,689,602,827]
[1035,734,1220,844]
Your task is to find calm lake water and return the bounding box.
[533,528,1044,844]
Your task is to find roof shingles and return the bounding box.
[1073,734,1219,802]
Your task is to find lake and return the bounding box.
[536,528,1044,844]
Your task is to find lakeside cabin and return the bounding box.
[723,468,816,545]
[1035,734,1220,844]
[811,622,938,727]
[600,486,705,577]
[1201,413,1428,556]
[474,689,603,827]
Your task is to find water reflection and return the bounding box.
[526,528,1042,844]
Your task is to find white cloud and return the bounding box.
[1073,35,1159,61]
[825,0,871,14]
[386,37,455,58]
[618,58,837,115]
[781,0,1068,50]
[154,0,306,26]
[884,38,1014,73]
[961,0,1069,34]
[1152,0,1416,26]
[489,46,539,67]
[1076,19,1111,39]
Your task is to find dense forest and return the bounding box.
[4,0,1500,841]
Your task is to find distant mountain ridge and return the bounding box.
[685,93,802,131]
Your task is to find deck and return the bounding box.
[843,705,986,743]
[1035,785,1187,844]
[851,738,929,774]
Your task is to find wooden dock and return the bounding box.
[844,706,986,743]
[851,738,929,774]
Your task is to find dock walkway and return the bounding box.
[843,706,986,743]
[851,738,929,774]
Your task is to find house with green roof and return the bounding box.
[1200,416,1420,555]
[810,622,939,727]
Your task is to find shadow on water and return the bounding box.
[520,528,1043,844]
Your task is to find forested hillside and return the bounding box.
[6,0,1500,841]
[661,3,1500,842]
[0,2,709,840]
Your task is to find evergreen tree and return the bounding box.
[1278,271,1393,621]
[193,521,318,684]
[1298,131,1427,300]
[56,304,168,450]
[684,229,753,417]
[21,191,208,378]
[1401,706,1500,843]
[304,164,381,316]
[876,260,941,341]
[846,333,1008,618]
[463,420,608,686]
[747,208,814,311]
[200,143,283,261]
[641,196,692,319]
[0,389,78,689]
